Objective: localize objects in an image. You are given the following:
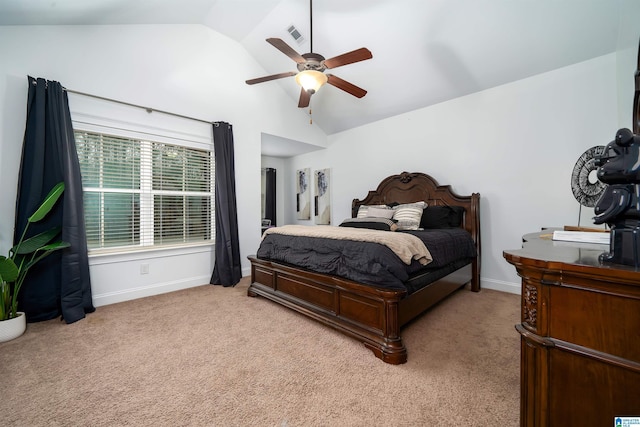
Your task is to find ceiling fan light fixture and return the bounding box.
[295,70,327,94]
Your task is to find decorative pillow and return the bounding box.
[356,204,388,218]
[366,206,395,219]
[392,201,427,230]
[420,205,465,229]
[339,217,398,231]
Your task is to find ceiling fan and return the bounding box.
[245,0,373,108]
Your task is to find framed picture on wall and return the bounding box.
[296,168,310,220]
[314,168,331,225]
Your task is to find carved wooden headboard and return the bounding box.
[351,171,481,256]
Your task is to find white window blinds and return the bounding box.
[75,130,214,252]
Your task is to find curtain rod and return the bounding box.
[63,87,214,125]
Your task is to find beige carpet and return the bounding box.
[0,277,520,426]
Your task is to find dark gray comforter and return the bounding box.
[256,228,476,291]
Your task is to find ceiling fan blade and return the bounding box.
[323,48,372,69]
[298,88,311,108]
[267,38,306,64]
[326,74,367,98]
[245,71,296,85]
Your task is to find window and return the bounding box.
[75,130,214,252]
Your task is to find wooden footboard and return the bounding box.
[248,255,408,364]
[247,255,473,364]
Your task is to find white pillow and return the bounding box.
[392,201,427,230]
[356,204,388,218]
[366,206,395,219]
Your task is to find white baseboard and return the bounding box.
[92,275,211,307]
[481,277,520,295]
[92,273,521,307]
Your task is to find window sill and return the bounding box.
[88,242,215,265]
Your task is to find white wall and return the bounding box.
[285,54,619,294]
[0,24,326,306]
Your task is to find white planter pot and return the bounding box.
[0,312,26,343]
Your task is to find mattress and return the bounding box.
[256,227,476,292]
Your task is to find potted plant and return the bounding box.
[0,182,69,342]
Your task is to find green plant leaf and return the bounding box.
[37,241,71,252]
[12,227,62,255]
[28,182,65,223]
[0,256,19,282]
[3,181,68,321]
[23,242,70,271]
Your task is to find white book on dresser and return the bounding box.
[552,230,610,245]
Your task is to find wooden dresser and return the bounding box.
[503,231,640,426]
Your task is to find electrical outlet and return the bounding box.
[140,264,149,275]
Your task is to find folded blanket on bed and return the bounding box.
[263,224,432,265]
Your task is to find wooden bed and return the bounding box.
[247,171,481,364]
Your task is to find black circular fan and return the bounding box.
[571,146,607,207]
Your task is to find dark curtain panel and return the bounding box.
[264,168,276,226]
[15,76,94,323]
[210,122,242,287]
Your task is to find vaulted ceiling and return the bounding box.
[1,0,637,135]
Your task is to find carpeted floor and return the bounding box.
[0,277,521,426]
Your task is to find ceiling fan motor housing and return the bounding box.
[298,53,327,72]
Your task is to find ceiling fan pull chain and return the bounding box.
[309,108,313,125]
